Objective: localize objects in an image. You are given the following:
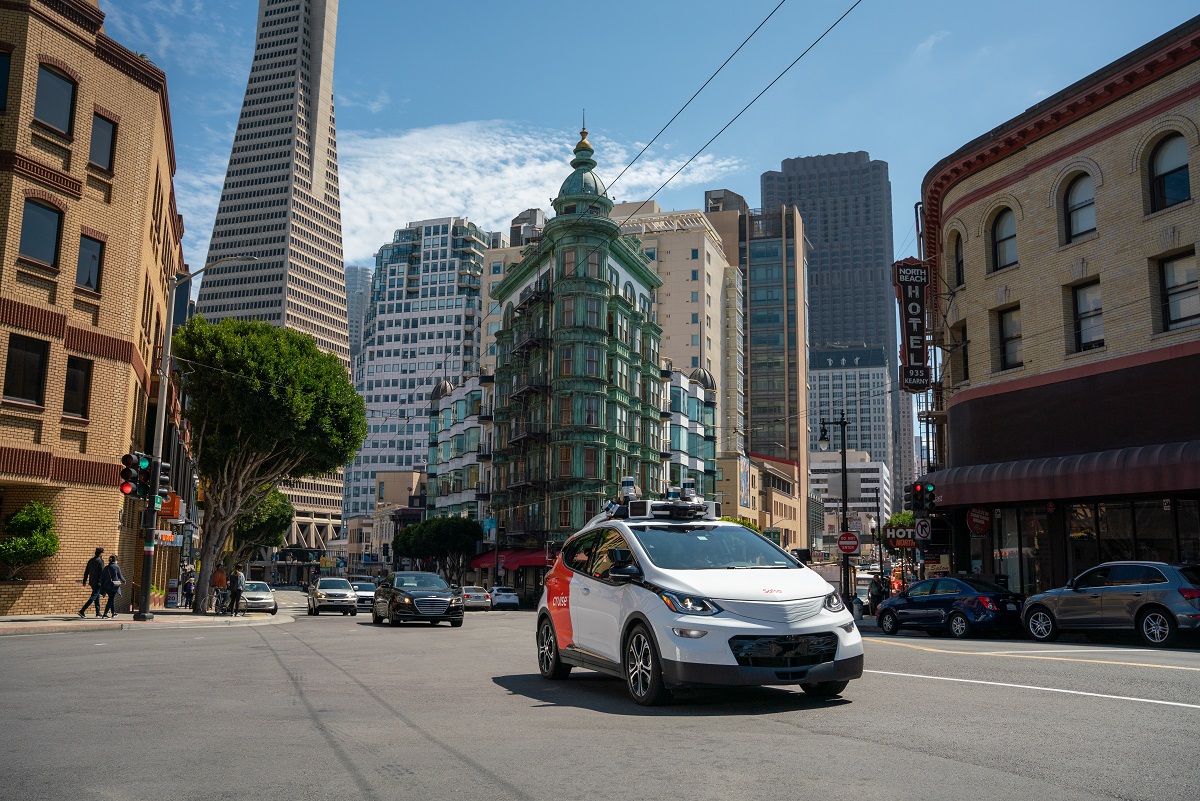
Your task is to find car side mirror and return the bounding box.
[608,548,633,566]
[608,563,642,584]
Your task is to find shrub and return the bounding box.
[0,501,59,580]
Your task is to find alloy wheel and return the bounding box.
[627,631,654,699]
[538,622,556,675]
[1028,610,1054,640]
[950,613,969,638]
[1142,611,1170,644]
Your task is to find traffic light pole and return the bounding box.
[819,411,852,605]
[134,254,258,620]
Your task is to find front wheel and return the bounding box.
[948,612,972,639]
[450,619,463,628]
[1138,608,1177,647]
[624,624,670,706]
[536,618,572,679]
[801,680,849,699]
[1025,607,1058,642]
[878,610,900,635]
[350,610,357,617]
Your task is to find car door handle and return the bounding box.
[1132,592,1143,597]
[1089,594,1100,598]
[581,587,590,595]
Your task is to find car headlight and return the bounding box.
[823,592,845,613]
[449,597,462,605]
[659,591,720,616]
[316,592,327,598]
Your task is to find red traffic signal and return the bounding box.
[119,452,152,498]
[120,481,135,495]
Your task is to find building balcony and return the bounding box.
[479,373,495,385]
[479,406,493,422]
[516,281,552,311]
[508,472,549,491]
[509,424,550,446]
[475,482,491,500]
[458,275,481,289]
[659,409,672,420]
[513,327,551,353]
[476,445,493,461]
[512,375,550,398]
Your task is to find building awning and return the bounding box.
[469,549,552,570]
[925,440,1200,507]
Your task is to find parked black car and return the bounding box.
[876,577,1025,638]
[372,571,464,627]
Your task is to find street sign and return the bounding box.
[153,495,163,511]
[884,526,918,548]
[837,531,860,554]
[966,506,992,537]
[915,518,932,541]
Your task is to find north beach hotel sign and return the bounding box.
[893,257,931,392]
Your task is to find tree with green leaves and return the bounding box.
[721,515,761,533]
[0,501,59,580]
[229,488,294,568]
[173,317,366,611]
[393,516,482,584]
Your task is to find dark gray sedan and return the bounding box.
[1023,561,1200,646]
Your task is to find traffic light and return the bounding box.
[120,452,151,497]
[157,460,172,499]
[903,483,915,512]
[911,481,925,513]
[924,481,936,513]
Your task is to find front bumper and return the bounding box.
[662,653,864,688]
[313,597,357,612]
[243,597,277,612]
[390,609,464,622]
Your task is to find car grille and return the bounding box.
[718,597,825,624]
[414,597,449,615]
[728,632,839,668]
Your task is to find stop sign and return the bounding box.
[837,531,860,554]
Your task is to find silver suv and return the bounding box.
[1023,562,1200,646]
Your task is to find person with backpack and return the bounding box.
[100,555,125,618]
[228,565,248,616]
[78,547,105,618]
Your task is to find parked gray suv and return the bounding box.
[1023,562,1200,646]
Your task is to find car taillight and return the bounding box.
[485,594,490,599]
[977,596,998,611]
[1179,588,1200,607]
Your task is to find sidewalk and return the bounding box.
[0,607,294,637]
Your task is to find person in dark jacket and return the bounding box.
[100,555,125,618]
[79,547,105,618]
[868,573,889,615]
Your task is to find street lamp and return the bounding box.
[818,411,852,606]
[134,255,258,620]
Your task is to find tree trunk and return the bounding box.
[192,514,234,612]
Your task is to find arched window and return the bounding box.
[991,209,1017,271]
[1151,134,1190,212]
[953,233,965,287]
[1065,174,1096,241]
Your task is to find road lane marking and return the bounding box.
[864,637,1200,671]
[866,670,1200,710]
[974,648,1151,655]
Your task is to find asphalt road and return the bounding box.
[1,605,1197,801]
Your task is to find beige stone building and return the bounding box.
[921,16,1200,592]
[0,0,183,613]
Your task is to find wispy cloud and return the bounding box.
[337,121,741,264]
[915,31,950,57]
[104,1,250,83]
[339,89,392,115]
[173,121,741,272]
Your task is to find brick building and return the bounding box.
[920,16,1200,593]
[0,0,185,613]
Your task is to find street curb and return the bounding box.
[0,613,294,637]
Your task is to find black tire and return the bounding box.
[801,680,850,699]
[350,610,357,617]
[624,623,671,706]
[878,610,900,635]
[450,619,463,628]
[1138,607,1177,647]
[389,604,403,627]
[270,606,278,616]
[948,612,972,639]
[1025,606,1058,642]
[536,617,572,680]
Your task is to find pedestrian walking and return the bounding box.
[229,565,247,616]
[868,573,888,614]
[101,555,125,618]
[78,547,105,618]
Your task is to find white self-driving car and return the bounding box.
[536,494,863,705]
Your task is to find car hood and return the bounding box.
[398,590,453,599]
[652,567,835,602]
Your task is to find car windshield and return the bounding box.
[959,578,1012,594]
[628,523,800,570]
[317,579,352,589]
[351,583,376,592]
[244,582,270,592]
[493,587,515,594]
[395,574,450,591]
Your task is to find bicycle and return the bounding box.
[202,588,247,616]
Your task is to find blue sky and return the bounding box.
[101,0,1198,272]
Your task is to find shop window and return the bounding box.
[1098,502,1134,562]
[1161,252,1198,331]
[3,334,50,406]
[1068,503,1099,577]
[19,199,63,266]
[1150,134,1190,212]
[88,114,117,171]
[1178,500,1200,563]
[1073,282,1104,351]
[994,508,1020,591]
[76,235,104,292]
[1064,174,1096,242]
[1020,507,1052,595]
[33,64,76,134]
[63,356,92,418]
[991,209,1018,271]
[1133,500,1175,562]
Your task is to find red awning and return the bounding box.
[470,549,504,569]
[925,440,1200,506]
[505,549,551,569]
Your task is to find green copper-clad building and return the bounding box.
[491,130,665,554]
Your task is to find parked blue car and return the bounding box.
[876,577,1025,639]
